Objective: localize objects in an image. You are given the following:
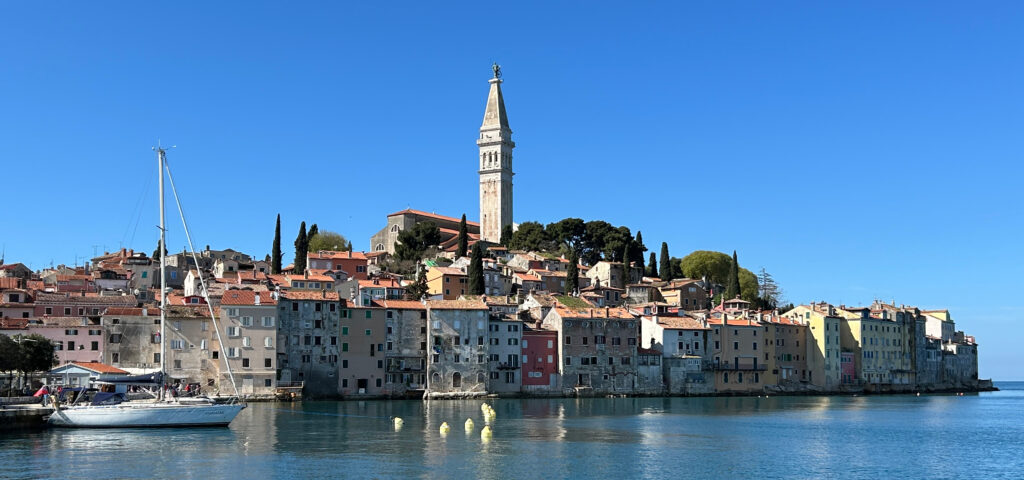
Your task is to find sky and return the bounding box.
[1,2,1022,379]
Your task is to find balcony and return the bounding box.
[496,363,520,370]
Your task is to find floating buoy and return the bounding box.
[393,417,404,430]
[465,418,475,431]
[481,403,491,413]
[440,422,451,435]
[481,425,492,441]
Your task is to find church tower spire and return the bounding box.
[478,63,515,243]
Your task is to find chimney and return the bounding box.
[142,307,148,316]
[348,250,352,259]
[321,289,326,299]
[605,306,610,318]
[254,294,261,305]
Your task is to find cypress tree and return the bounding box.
[347,240,353,252]
[294,221,308,273]
[566,249,579,295]
[621,245,632,286]
[500,224,513,247]
[659,242,671,281]
[271,214,282,274]
[725,250,741,299]
[468,243,485,295]
[647,252,657,277]
[308,223,319,240]
[456,214,468,258]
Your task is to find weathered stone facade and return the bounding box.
[425,300,490,396]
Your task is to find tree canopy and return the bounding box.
[307,231,349,254]
[678,250,732,284]
[509,222,550,252]
[293,221,308,272]
[395,221,441,262]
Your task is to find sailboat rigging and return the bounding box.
[47,145,245,427]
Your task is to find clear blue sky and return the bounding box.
[1,3,1021,379]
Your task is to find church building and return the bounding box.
[371,65,515,252]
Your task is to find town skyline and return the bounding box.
[2,3,1021,380]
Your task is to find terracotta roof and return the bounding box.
[637,347,660,355]
[71,361,129,375]
[102,307,157,316]
[427,299,488,310]
[309,250,368,261]
[358,278,403,288]
[653,315,709,330]
[381,300,427,310]
[281,290,340,301]
[430,267,466,276]
[707,317,759,327]
[221,290,278,306]
[387,208,480,227]
[288,273,335,283]
[554,306,635,319]
[516,273,541,282]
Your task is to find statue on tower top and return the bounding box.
[492,62,501,79]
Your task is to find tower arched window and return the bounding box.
[390,225,400,233]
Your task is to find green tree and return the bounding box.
[456,214,468,258]
[566,249,579,294]
[678,250,732,284]
[468,243,485,295]
[659,243,671,280]
[725,250,741,299]
[582,220,614,264]
[0,335,17,376]
[500,225,513,247]
[13,334,56,389]
[307,224,319,240]
[405,264,429,300]
[271,214,282,274]
[547,218,587,256]
[293,222,308,272]
[756,267,782,309]
[395,221,441,262]
[630,231,647,266]
[647,252,657,277]
[307,231,349,253]
[739,267,759,303]
[151,240,167,261]
[602,226,632,261]
[347,241,353,252]
[509,222,549,252]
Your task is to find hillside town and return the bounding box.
[0,66,985,400]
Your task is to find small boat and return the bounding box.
[48,146,245,428]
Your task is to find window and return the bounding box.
[565,356,572,365]
[90,341,99,351]
[109,334,122,344]
[342,343,349,352]
[621,357,630,365]
[227,326,241,337]
[733,341,739,350]
[262,316,274,327]
[242,337,251,348]
[242,358,250,368]
[342,360,349,369]
[330,336,337,345]
[173,359,182,369]
[365,329,372,336]
[170,340,184,350]
[265,337,273,347]
[565,336,571,345]
[753,342,757,351]
[365,310,372,319]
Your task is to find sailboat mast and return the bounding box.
[157,147,167,398]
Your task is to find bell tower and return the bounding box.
[477,63,514,243]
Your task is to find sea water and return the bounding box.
[2,382,1022,479]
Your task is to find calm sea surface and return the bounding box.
[2,383,1023,479]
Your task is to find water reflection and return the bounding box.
[2,387,1022,479]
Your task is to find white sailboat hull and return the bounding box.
[47,402,244,428]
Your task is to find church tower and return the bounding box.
[478,63,515,243]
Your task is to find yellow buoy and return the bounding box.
[440,421,451,435]
[481,403,490,413]
[465,418,475,431]
[481,425,493,441]
[393,417,404,430]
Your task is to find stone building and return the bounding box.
[381,300,429,395]
[425,300,490,396]
[219,290,278,397]
[370,209,479,254]
[542,306,638,395]
[276,290,342,397]
[477,65,515,243]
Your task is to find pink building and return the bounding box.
[841,351,856,384]
[29,317,106,365]
[521,326,559,392]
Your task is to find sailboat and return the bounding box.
[47,146,245,427]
